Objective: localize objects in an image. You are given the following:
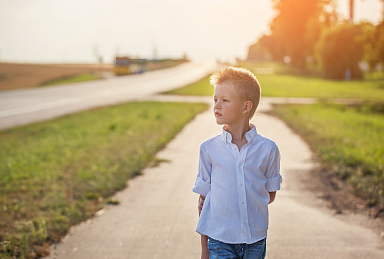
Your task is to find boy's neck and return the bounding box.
[225,120,251,142]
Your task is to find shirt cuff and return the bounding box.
[266,174,282,192]
[192,177,211,197]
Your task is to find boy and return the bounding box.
[192,66,282,259]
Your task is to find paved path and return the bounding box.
[45,95,384,259]
[0,61,216,130]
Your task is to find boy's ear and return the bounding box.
[242,101,253,114]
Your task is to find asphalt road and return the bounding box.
[44,96,384,259]
[0,61,216,130]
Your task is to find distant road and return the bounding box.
[0,61,216,130]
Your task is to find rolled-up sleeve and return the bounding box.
[265,144,282,192]
[192,144,212,197]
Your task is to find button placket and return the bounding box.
[237,145,248,242]
[241,145,253,242]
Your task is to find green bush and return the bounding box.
[317,22,365,79]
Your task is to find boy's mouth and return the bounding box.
[214,112,222,117]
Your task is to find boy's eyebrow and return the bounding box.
[213,96,229,100]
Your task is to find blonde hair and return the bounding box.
[210,66,261,119]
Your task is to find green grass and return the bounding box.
[41,73,102,86]
[165,62,384,101]
[273,102,384,206]
[243,62,384,100]
[255,74,384,100]
[0,101,208,258]
[163,75,213,96]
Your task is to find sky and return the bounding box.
[0,0,383,64]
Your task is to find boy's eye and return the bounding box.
[223,99,229,102]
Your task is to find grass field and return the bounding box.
[164,74,212,96]
[0,101,208,259]
[273,102,384,207]
[243,62,384,100]
[165,62,384,101]
[0,60,187,91]
[0,63,112,91]
[255,74,384,100]
[163,75,213,96]
[41,73,103,86]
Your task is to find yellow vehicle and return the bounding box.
[114,56,147,76]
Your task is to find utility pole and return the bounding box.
[349,0,354,23]
[345,0,355,80]
[152,35,158,61]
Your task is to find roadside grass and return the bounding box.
[273,102,384,207]
[165,61,384,101]
[40,73,102,86]
[239,60,322,77]
[241,61,384,100]
[146,59,188,71]
[255,73,384,100]
[163,75,213,96]
[0,101,208,259]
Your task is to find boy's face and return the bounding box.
[213,82,246,126]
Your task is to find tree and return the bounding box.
[252,34,283,62]
[317,22,365,79]
[361,19,384,71]
[364,0,384,71]
[257,0,337,69]
[376,21,384,70]
[246,41,271,62]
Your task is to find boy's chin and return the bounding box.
[215,119,225,125]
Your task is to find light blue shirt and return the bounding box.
[192,125,282,244]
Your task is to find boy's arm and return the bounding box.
[201,235,209,259]
[198,195,205,215]
[198,195,209,259]
[193,145,211,259]
[268,191,276,204]
[266,145,282,204]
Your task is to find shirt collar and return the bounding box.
[222,124,258,144]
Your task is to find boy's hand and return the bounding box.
[198,195,205,216]
[201,249,209,259]
[268,191,276,204]
[201,235,209,259]
[198,197,208,258]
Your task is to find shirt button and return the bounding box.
[239,183,243,186]
[241,201,245,205]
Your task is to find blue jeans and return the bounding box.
[208,237,266,259]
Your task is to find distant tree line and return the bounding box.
[247,0,384,79]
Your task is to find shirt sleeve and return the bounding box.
[265,144,282,192]
[192,144,212,197]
